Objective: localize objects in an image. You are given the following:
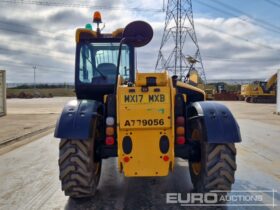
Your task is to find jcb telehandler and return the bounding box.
[54,12,241,198]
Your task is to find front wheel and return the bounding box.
[188,119,237,193]
[58,119,101,198]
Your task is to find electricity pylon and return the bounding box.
[155,0,206,82]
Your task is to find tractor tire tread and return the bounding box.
[205,144,236,191]
[59,139,96,198]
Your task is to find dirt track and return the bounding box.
[0,97,73,148]
[0,100,279,210]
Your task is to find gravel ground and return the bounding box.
[0,100,279,210]
[0,97,73,144]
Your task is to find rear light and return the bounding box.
[105,116,115,146]
[106,127,114,136]
[176,116,185,126]
[106,117,115,126]
[176,127,185,136]
[176,136,186,145]
[105,136,114,145]
[123,156,130,162]
[163,155,169,161]
[175,116,186,144]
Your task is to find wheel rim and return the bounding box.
[94,162,101,175]
[191,129,201,175]
[93,119,101,177]
[91,119,101,185]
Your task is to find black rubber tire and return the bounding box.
[189,119,237,194]
[238,95,244,101]
[245,97,251,103]
[59,119,101,198]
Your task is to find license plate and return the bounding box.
[121,93,167,104]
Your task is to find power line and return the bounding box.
[197,22,280,51]
[212,0,280,32]
[0,19,72,39]
[0,0,164,12]
[264,0,280,8]
[3,8,279,52]
[0,24,72,41]
[196,0,280,34]
[193,1,280,51]
[203,56,280,63]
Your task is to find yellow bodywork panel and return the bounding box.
[117,72,175,177]
[135,72,168,86]
[75,28,123,43]
[76,28,97,43]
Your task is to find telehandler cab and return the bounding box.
[55,12,241,198]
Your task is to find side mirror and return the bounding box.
[122,21,153,47]
[114,21,153,93]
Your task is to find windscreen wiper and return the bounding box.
[83,54,107,79]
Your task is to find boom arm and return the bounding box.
[266,73,277,90]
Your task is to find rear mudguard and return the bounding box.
[187,101,241,143]
[54,99,103,140]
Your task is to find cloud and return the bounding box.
[0,1,279,83]
[48,9,89,27]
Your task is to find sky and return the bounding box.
[0,0,279,83]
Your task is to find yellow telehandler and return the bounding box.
[54,12,241,198]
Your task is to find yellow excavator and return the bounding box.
[241,73,277,103]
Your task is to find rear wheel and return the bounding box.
[189,119,237,195]
[59,119,101,198]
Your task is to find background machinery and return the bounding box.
[187,70,215,100]
[186,70,239,101]
[241,73,277,103]
[212,82,240,101]
[54,12,241,199]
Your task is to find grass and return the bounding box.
[7,88,76,97]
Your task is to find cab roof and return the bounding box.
[75,28,124,43]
